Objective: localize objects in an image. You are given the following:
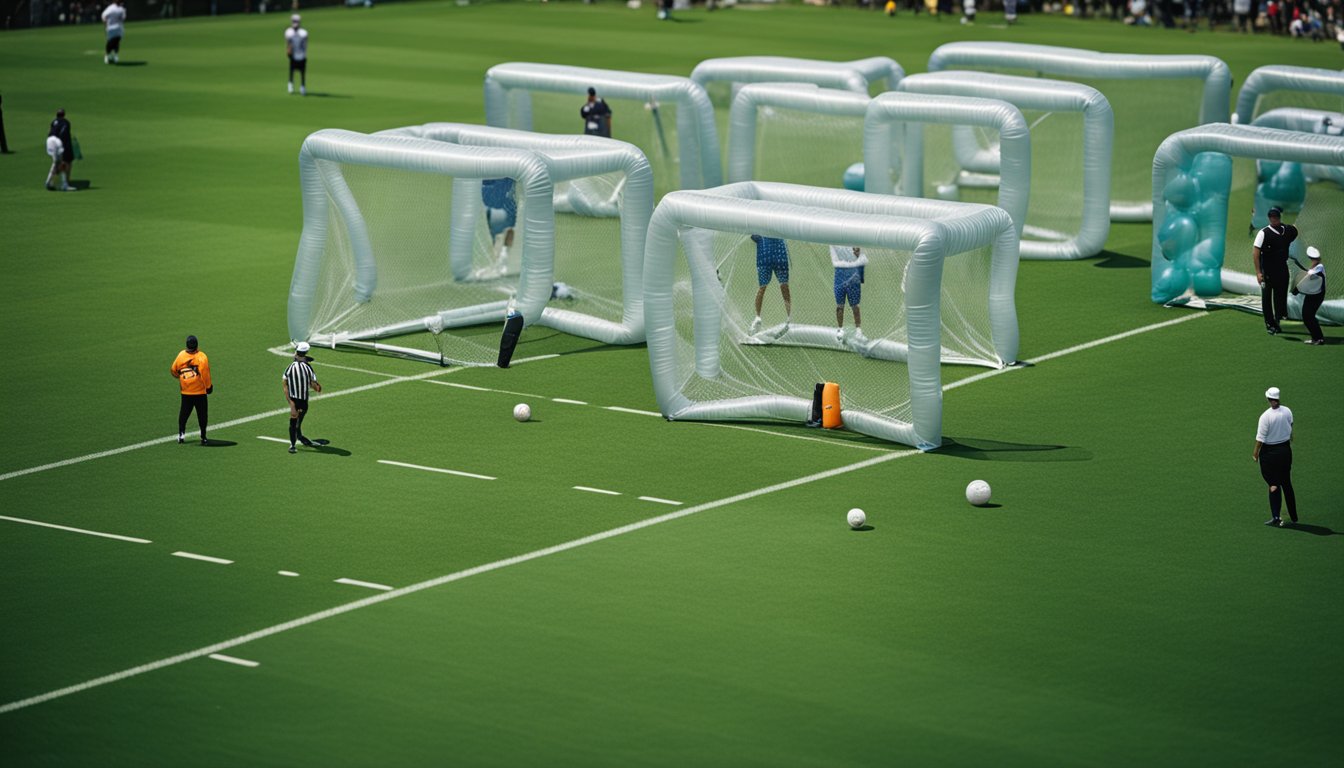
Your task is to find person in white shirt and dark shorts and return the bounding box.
[1253,386,1298,527]
[1292,246,1327,345]
[286,14,309,96]
[101,2,126,64]
[283,342,323,453]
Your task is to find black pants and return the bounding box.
[289,399,310,446]
[289,56,306,84]
[106,35,121,54]
[1258,442,1297,522]
[1261,264,1289,330]
[179,394,208,438]
[1301,291,1324,342]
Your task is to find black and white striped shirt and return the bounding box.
[283,360,318,400]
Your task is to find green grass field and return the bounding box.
[1,3,1341,765]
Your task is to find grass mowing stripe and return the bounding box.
[0,446,919,717]
[0,354,563,484]
[0,314,1204,717]
[377,460,496,481]
[0,515,152,545]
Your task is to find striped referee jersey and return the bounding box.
[283,359,318,400]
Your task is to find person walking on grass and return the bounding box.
[749,234,791,335]
[171,335,212,445]
[286,14,309,96]
[1291,246,1326,345]
[1253,386,1298,528]
[101,1,126,64]
[283,342,322,454]
[831,244,867,344]
[1253,206,1298,335]
[45,109,75,192]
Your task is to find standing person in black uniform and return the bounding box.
[1252,206,1298,335]
[0,94,11,154]
[47,108,75,191]
[282,342,323,454]
[1253,386,1297,527]
[1292,246,1327,345]
[580,87,612,138]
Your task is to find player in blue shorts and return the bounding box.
[831,245,867,343]
[749,234,791,334]
[481,177,517,277]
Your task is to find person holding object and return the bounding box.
[45,109,75,192]
[1252,206,1298,335]
[1291,246,1326,346]
[749,234,791,335]
[171,335,212,445]
[831,245,867,344]
[283,342,322,453]
[101,1,126,64]
[286,14,309,96]
[1253,386,1297,527]
[580,87,612,138]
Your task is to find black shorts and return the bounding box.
[289,56,307,74]
[292,398,309,416]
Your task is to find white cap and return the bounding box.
[296,341,310,354]
[1265,387,1281,400]
[1307,246,1322,260]
[291,13,301,22]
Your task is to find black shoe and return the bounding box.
[200,438,210,446]
[1267,326,1281,335]
[288,445,297,454]
[1264,518,1282,527]
[178,433,185,444]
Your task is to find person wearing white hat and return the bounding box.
[1291,246,1326,345]
[285,14,309,96]
[282,342,322,453]
[1253,386,1297,527]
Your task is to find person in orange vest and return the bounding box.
[171,335,213,444]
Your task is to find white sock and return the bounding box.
[60,172,69,188]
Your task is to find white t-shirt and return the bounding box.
[830,245,868,269]
[1256,405,1293,445]
[1298,264,1325,295]
[286,27,309,61]
[102,3,126,34]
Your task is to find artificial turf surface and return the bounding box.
[1,3,1341,765]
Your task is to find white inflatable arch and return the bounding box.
[690,56,905,96]
[1233,65,1344,125]
[1251,107,1344,186]
[725,83,872,184]
[895,71,1113,260]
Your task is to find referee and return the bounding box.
[1253,386,1298,527]
[1252,206,1298,335]
[283,342,323,454]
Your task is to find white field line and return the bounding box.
[334,578,394,592]
[377,460,496,481]
[207,654,259,668]
[421,379,547,399]
[604,406,662,417]
[277,571,300,577]
[552,398,588,405]
[574,486,621,496]
[171,551,234,565]
[638,496,682,506]
[0,515,152,544]
[0,316,1201,716]
[0,354,559,485]
[256,436,289,444]
[688,421,897,451]
[0,447,916,716]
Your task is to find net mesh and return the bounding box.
[668,231,996,423]
[752,106,864,189]
[304,158,630,365]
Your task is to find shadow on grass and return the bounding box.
[309,443,352,457]
[1092,251,1147,269]
[1284,522,1338,537]
[114,61,149,66]
[935,436,1092,462]
[303,92,352,99]
[69,179,95,191]
[849,524,875,532]
[198,439,237,447]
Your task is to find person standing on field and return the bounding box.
[580,87,612,138]
[749,234,791,335]
[1253,206,1298,335]
[101,1,126,64]
[286,14,309,96]
[1291,246,1326,345]
[171,335,212,445]
[1253,386,1297,528]
[283,342,322,454]
[46,108,75,192]
[831,245,867,344]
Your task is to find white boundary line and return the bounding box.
[604,406,662,417]
[0,315,1204,715]
[0,354,559,485]
[638,496,682,506]
[377,460,496,481]
[0,447,916,716]
[334,578,394,592]
[171,551,234,565]
[0,515,152,544]
[574,486,621,496]
[207,654,259,668]
[552,398,588,405]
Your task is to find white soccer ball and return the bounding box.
[966,479,992,506]
[513,403,531,422]
[847,508,866,529]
